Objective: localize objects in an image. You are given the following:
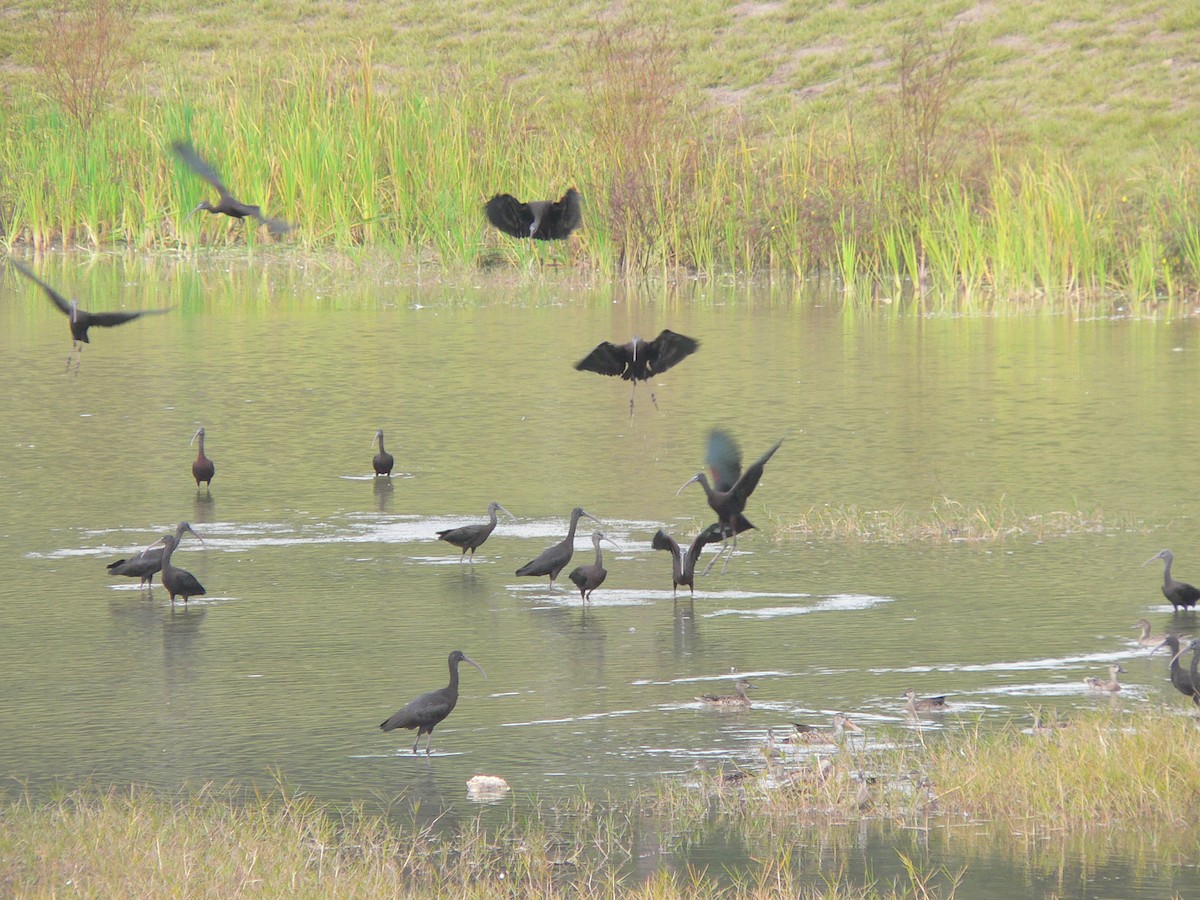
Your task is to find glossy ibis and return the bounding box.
[190,428,215,493]
[436,502,515,560]
[1155,634,1198,704]
[379,650,486,755]
[783,713,863,745]
[575,329,700,415]
[107,526,203,588]
[568,531,617,602]
[1143,550,1200,611]
[515,507,600,586]
[651,523,727,596]
[1134,618,1170,649]
[1084,663,1124,693]
[9,258,172,374]
[106,534,173,588]
[697,678,753,707]
[1169,638,1200,709]
[159,522,206,605]
[903,689,947,713]
[372,429,394,479]
[172,141,291,236]
[485,188,581,240]
[678,429,784,574]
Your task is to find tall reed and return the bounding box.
[3,53,1200,305]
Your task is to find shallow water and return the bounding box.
[2,256,1199,897]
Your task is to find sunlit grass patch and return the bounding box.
[775,497,1133,543]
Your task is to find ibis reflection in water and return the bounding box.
[159,522,206,605]
[1143,549,1200,611]
[678,429,784,574]
[485,189,581,241]
[9,258,172,374]
[379,650,486,755]
[190,428,214,494]
[651,524,727,597]
[436,502,515,561]
[515,507,600,587]
[172,141,292,236]
[372,429,394,479]
[568,531,618,603]
[575,329,700,416]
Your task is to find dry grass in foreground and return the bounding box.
[776,497,1135,543]
[3,711,1199,897]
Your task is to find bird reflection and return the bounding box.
[373,477,393,512]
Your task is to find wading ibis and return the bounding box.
[436,502,515,560]
[160,522,206,605]
[515,507,600,586]
[372,429,394,479]
[190,428,214,493]
[567,531,617,602]
[651,523,727,596]
[379,650,486,755]
[1143,550,1200,611]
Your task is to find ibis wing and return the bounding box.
[705,429,743,492]
[87,307,172,328]
[651,528,680,558]
[729,437,784,504]
[172,141,232,196]
[484,193,533,238]
[542,188,581,239]
[575,342,629,376]
[646,330,699,375]
[9,259,73,316]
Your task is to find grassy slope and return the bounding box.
[1,0,1198,174]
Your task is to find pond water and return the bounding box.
[2,255,1198,897]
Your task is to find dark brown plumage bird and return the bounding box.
[9,258,172,373]
[172,141,291,236]
[436,502,515,561]
[485,189,581,240]
[379,650,486,755]
[106,534,175,588]
[1143,550,1200,611]
[1169,638,1200,710]
[372,429,394,478]
[160,522,206,605]
[190,428,215,493]
[575,330,699,415]
[1154,634,1199,705]
[651,523,727,596]
[678,430,784,574]
[515,507,600,586]
[568,531,617,602]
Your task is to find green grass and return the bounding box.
[1,1,1199,298]
[4,709,1198,897]
[775,496,1133,543]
